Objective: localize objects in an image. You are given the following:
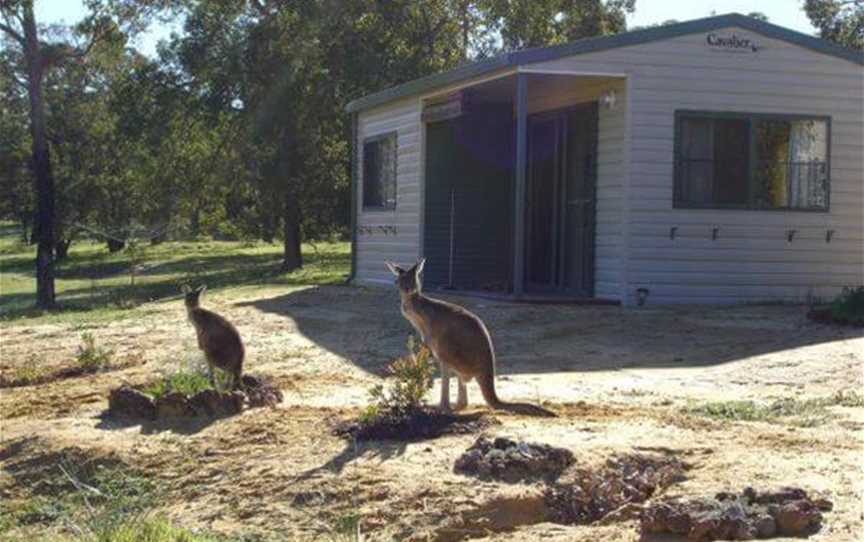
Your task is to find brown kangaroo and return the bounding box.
[385,259,555,417]
[183,285,244,390]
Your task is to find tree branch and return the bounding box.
[0,20,24,45]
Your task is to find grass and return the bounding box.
[143,368,214,398]
[0,222,350,326]
[685,390,864,427]
[75,333,115,371]
[0,456,257,541]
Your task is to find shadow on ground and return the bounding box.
[94,410,230,436]
[240,285,864,376]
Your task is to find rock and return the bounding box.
[640,502,692,535]
[754,514,776,538]
[189,389,245,417]
[641,487,829,541]
[108,385,156,420]
[241,374,284,408]
[454,436,575,483]
[155,392,195,418]
[772,500,821,536]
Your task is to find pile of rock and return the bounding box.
[108,374,283,421]
[454,436,575,483]
[641,487,831,541]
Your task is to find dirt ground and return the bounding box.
[1,284,863,541]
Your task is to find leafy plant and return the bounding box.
[686,391,864,427]
[144,369,213,398]
[75,333,114,371]
[829,286,864,326]
[362,336,435,420]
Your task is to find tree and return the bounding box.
[805,0,863,49]
[0,0,174,308]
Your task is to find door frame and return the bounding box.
[524,101,598,296]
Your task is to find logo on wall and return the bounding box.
[706,33,760,53]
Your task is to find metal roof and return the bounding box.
[346,13,864,113]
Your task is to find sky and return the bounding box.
[34,0,818,58]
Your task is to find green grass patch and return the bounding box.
[0,222,349,326]
[685,390,864,427]
[143,368,214,398]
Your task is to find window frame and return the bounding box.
[361,131,398,211]
[673,110,831,213]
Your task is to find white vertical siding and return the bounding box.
[527,27,864,304]
[355,98,422,284]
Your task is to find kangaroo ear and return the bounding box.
[385,261,403,276]
[415,258,426,276]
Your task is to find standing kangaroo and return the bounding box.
[183,285,244,391]
[385,259,555,417]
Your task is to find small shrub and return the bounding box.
[830,389,864,407]
[144,369,212,398]
[76,333,114,371]
[830,286,864,325]
[685,391,863,427]
[365,336,435,418]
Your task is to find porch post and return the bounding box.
[513,73,528,297]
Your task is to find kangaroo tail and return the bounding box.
[478,372,557,418]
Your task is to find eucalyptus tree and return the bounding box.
[0,0,176,307]
[805,0,863,49]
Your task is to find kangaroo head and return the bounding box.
[182,284,207,308]
[385,259,425,295]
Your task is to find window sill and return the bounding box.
[673,203,829,213]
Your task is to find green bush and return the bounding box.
[75,333,114,371]
[144,369,213,398]
[362,336,435,420]
[830,286,864,325]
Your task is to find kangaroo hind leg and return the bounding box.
[455,374,468,411]
[438,359,451,412]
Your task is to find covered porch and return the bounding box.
[419,70,626,302]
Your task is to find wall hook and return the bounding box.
[826,230,835,243]
[711,227,719,241]
[669,226,678,240]
[786,229,797,242]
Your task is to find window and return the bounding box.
[362,132,397,210]
[675,112,829,211]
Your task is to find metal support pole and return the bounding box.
[448,188,455,289]
[513,73,528,298]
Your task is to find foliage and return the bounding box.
[362,336,435,421]
[75,332,115,371]
[685,390,864,427]
[1,0,638,307]
[805,0,864,49]
[143,366,213,398]
[829,286,864,325]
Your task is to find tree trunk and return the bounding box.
[281,197,302,272]
[22,2,56,308]
[107,238,125,253]
[55,238,72,260]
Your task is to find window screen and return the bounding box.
[362,133,397,209]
